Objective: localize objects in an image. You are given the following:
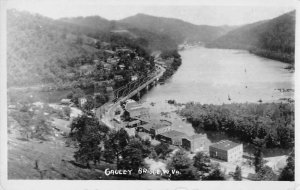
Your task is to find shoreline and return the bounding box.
[144,99,294,157]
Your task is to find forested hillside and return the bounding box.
[7,10,177,87]
[7,10,99,87]
[60,16,111,32]
[206,11,295,64]
[120,13,234,43]
[180,102,294,149]
[61,16,178,51]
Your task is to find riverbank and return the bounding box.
[157,50,182,83]
[140,46,294,158]
[249,48,294,67]
[179,102,294,150]
[205,46,294,69]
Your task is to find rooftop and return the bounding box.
[125,101,142,110]
[127,120,141,125]
[104,50,115,54]
[128,106,145,111]
[139,122,167,131]
[151,123,170,130]
[137,132,151,138]
[139,123,152,131]
[209,140,241,151]
[185,133,207,140]
[160,130,187,139]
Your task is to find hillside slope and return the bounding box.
[7,10,100,87]
[206,11,295,63]
[60,16,178,51]
[7,10,177,88]
[120,13,233,43]
[60,16,111,32]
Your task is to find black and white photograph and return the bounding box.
[0,0,298,189]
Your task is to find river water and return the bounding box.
[140,47,294,156]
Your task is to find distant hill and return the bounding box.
[120,13,234,43]
[60,16,111,32]
[7,10,177,87]
[206,11,295,63]
[7,10,100,87]
[59,16,178,51]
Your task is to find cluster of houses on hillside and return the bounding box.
[74,42,153,104]
[120,99,244,162]
[59,42,156,114]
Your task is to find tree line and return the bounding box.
[180,102,294,149]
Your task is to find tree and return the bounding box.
[74,124,103,167]
[103,128,130,168]
[233,166,242,181]
[265,132,277,148]
[62,106,71,118]
[204,164,225,180]
[254,166,277,181]
[167,149,199,180]
[121,110,131,121]
[83,95,94,112]
[253,138,265,173]
[154,142,172,159]
[95,94,108,108]
[276,125,293,148]
[119,138,146,176]
[279,151,294,181]
[71,115,109,167]
[193,152,211,172]
[70,114,108,142]
[68,88,85,106]
[179,103,294,149]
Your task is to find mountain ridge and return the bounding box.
[119,13,235,43]
[206,10,295,63]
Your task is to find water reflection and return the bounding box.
[141,47,294,156]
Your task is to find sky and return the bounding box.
[5,0,295,26]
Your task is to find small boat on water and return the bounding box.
[258,99,263,103]
[228,94,231,101]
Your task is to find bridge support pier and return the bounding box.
[155,78,159,85]
[137,91,141,100]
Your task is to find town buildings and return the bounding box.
[78,97,87,108]
[182,134,209,153]
[137,132,152,141]
[209,140,243,162]
[60,98,72,105]
[124,99,149,118]
[156,130,187,146]
[138,123,172,137]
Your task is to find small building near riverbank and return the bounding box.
[126,119,141,128]
[156,130,187,146]
[137,122,171,137]
[78,97,87,107]
[137,132,152,141]
[60,99,72,105]
[182,134,209,153]
[124,100,149,118]
[150,124,171,136]
[209,140,243,162]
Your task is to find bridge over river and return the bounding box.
[95,63,166,128]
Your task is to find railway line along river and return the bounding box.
[140,46,294,157]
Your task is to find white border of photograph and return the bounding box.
[0,0,299,190]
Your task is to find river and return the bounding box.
[140,46,294,156]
